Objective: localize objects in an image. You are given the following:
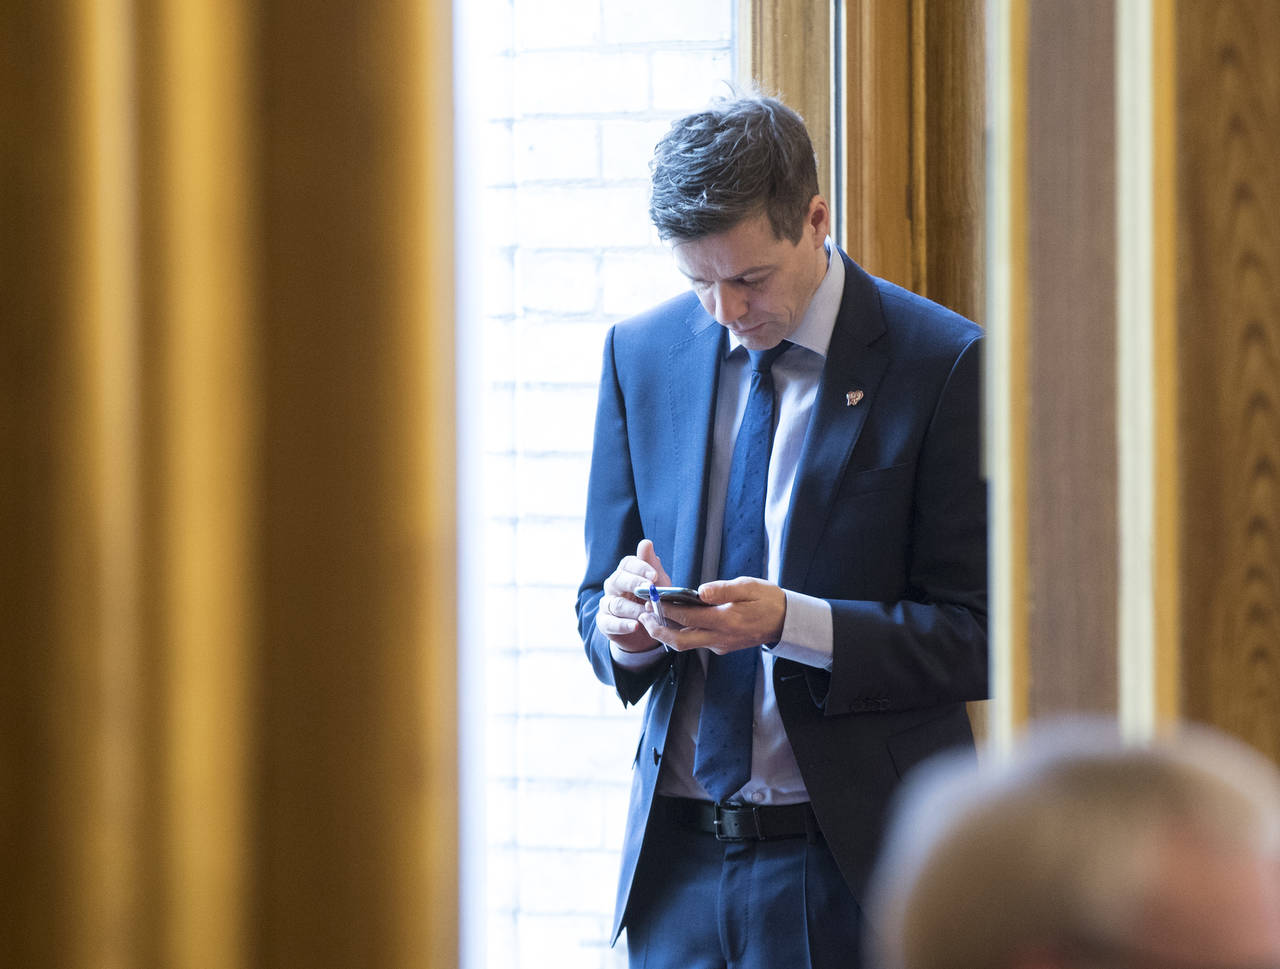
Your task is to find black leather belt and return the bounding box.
[657,795,821,842]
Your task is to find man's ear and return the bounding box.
[806,195,830,243]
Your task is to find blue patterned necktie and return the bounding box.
[693,341,791,803]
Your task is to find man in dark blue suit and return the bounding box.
[576,93,988,969]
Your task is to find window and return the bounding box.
[456,1,737,965]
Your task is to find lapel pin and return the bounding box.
[845,389,864,407]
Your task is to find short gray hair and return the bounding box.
[867,719,1280,969]
[648,91,820,243]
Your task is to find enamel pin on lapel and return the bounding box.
[845,389,864,406]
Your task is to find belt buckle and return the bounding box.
[712,803,765,841]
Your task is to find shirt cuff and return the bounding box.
[767,590,834,670]
[610,640,669,670]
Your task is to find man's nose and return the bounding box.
[710,282,746,324]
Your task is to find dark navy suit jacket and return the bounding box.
[575,251,989,941]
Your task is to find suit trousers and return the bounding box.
[623,801,863,969]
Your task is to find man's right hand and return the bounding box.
[596,539,671,653]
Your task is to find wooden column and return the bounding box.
[843,0,915,285]
[252,2,458,964]
[1176,0,1280,763]
[838,0,985,322]
[989,0,1131,736]
[741,0,834,204]
[1023,0,1120,716]
[990,0,1280,761]
[1,3,148,964]
[920,0,986,324]
[0,0,458,965]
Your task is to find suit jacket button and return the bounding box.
[653,747,661,765]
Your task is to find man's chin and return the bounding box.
[734,325,781,350]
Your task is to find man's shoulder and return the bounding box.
[866,274,983,351]
[608,290,715,362]
[614,290,706,335]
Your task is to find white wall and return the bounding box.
[458,0,736,965]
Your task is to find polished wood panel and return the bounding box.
[740,0,834,199]
[839,0,985,316]
[922,0,985,324]
[843,0,914,287]
[0,0,459,965]
[1177,0,1280,762]
[986,0,1032,744]
[253,1,458,964]
[1024,0,1119,715]
[1,4,148,964]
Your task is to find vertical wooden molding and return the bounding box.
[844,0,915,288]
[70,1,144,964]
[840,1,986,311]
[0,2,146,965]
[987,0,1031,748]
[254,1,457,964]
[739,0,835,203]
[139,0,258,963]
[1024,0,1119,718]
[1115,0,1158,739]
[922,0,986,323]
[407,0,460,960]
[909,0,928,293]
[1115,0,1182,738]
[1151,0,1180,726]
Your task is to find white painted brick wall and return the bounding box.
[652,50,737,110]
[475,0,735,962]
[601,0,732,45]
[599,119,671,172]
[517,913,619,969]
[512,453,592,519]
[600,252,689,316]
[515,322,609,389]
[513,120,600,182]
[513,52,652,115]
[516,185,654,248]
[514,0,602,49]
[516,253,600,312]
[513,387,600,452]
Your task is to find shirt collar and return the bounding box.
[726,238,843,360]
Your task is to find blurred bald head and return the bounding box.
[867,720,1280,969]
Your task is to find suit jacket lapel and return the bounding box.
[666,312,726,590]
[779,256,889,592]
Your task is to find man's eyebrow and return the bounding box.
[681,264,774,282]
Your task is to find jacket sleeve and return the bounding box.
[576,325,673,706]
[812,335,989,714]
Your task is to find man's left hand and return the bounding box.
[637,577,787,654]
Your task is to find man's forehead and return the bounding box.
[673,255,776,282]
[670,221,786,279]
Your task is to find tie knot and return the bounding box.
[747,341,791,375]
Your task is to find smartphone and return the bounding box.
[635,585,706,606]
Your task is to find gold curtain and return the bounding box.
[0,1,457,966]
